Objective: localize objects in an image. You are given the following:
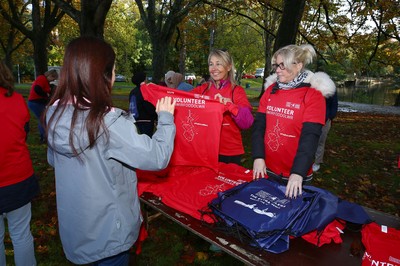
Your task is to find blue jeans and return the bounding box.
[0,203,36,266]
[91,250,130,266]
[27,101,46,142]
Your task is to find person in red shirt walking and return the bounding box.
[0,61,39,265]
[28,69,58,143]
[192,49,254,165]
[252,44,336,198]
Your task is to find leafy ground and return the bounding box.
[4,87,399,265]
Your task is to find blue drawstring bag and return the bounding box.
[289,185,338,236]
[207,179,322,253]
[205,178,371,253]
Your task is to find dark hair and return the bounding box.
[46,36,116,155]
[0,61,14,97]
[131,71,146,87]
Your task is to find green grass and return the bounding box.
[5,83,399,265]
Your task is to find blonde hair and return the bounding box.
[208,49,236,85]
[272,44,316,73]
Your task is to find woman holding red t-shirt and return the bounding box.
[252,44,336,198]
[192,49,254,165]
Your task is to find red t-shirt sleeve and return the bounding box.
[302,89,326,125]
[232,86,252,109]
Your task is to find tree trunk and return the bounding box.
[259,7,279,98]
[50,0,112,38]
[178,29,187,76]
[273,0,306,52]
[135,0,202,84]
[80,0,112,38]
[0,0,65,78]
[3,31,15,71]
[151,40,168,83]
[395,91,400,107]
[33,32,50,76]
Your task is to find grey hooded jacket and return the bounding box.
[47,105,175,264]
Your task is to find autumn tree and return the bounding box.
[47,9,79,67]
[208,11,265,79]
[0,0,65,75]
[0,5,28,70]
[134,0,202,83]
[164,3,217,78]
[301,0,399,80]
[201,0,300,94]
[272,0,306,51]
[50,0,112,38]
[104,0,140,77]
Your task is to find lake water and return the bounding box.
[337,80,399,106]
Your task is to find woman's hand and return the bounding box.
[253,158,267,180]
[156,96,176,115]
[214,93,232,105]
[285,173,303,198]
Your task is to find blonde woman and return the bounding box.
[192,49,254,165]
[252,44,336,198]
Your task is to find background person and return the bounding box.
[28,69,58,143]
[252,44,336,198]
[192,49,254,165]
[164,70,179,88]
[0,61,39,266]
[129,71,158,137]
[312,91,338,172]
[165,70,194,92]
[45,36,176,265]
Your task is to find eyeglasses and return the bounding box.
[271,62,285,71]
[271,62,297,71]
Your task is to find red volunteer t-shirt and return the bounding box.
[258,84,325,177]
[192,83,252,156]
[141,83,224,172]
[361,222,400,266]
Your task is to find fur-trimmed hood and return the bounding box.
[264,70,336,98]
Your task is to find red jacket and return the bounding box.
[0,88,34,187]
[28,75,51,101]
